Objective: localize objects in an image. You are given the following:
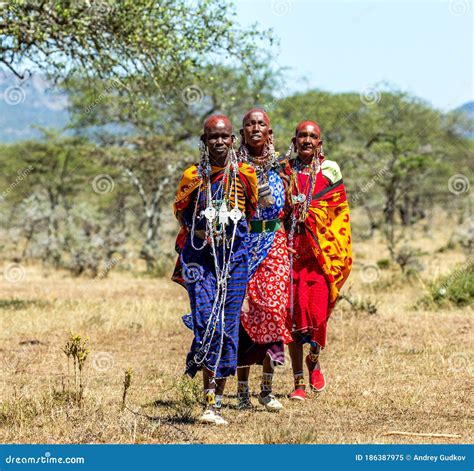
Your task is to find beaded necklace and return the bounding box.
[187,145,244,374]
[288,155,321,320]
[239,142,278,266]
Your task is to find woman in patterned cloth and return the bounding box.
[173,115,258,425]
[284,120,352,401]
[236,108,292,411]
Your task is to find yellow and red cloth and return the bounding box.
[174,162,258,216]
[285,159,352,346]
[172,162,258,287]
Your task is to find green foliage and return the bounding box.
[421,261,474,308]
[271,88,472,228]
[170,376,200,423]
[376,259,391,270]
[1,0,273,97]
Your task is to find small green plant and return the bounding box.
[122,368,133,410]
[62,332,90,406]
[376,259,391,270]
[169,376,200,423]
[414,258,474,309]
[421,262,474,308]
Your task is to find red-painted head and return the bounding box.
[201,114,235,164]
[240,108,272,156]
[292,120,323,163]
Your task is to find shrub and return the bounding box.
[421,261,474,308]
[376,259,391,269]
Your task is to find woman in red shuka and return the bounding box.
[284,120,352,401]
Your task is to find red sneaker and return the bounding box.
[309,368,326,392]
[289,388,306,401]
[306,353,326,392]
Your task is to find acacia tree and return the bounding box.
[0,0,272,92]
[1,0,278,272]
[1,131,108,262]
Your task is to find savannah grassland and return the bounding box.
[0,209,472,445]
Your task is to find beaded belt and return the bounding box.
[249,218,281,233]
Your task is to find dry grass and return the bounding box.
[0,219,472,444]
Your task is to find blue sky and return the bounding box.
[234,0,473,110]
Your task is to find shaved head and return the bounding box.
[242,108,270,126]
[292,119,323,164]
[295,120,321,136]
[204,114,232,134]
[201,114,234,166]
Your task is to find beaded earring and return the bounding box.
[198,140,211,178]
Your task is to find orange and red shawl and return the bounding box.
[174,162,258,215]
[283,161,352,315]
[172,162,258,286]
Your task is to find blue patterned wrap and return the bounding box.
[245,168,285,279]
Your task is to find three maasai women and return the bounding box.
[173,115,258,424]
[284,120,352,401]
[236,109,292,411]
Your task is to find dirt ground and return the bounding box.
[0,226,472,444]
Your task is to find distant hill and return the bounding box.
[0,74,70,142]
[457,101,474,118]
[455,101,474,139]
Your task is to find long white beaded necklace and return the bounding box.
[188,144,244,373]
